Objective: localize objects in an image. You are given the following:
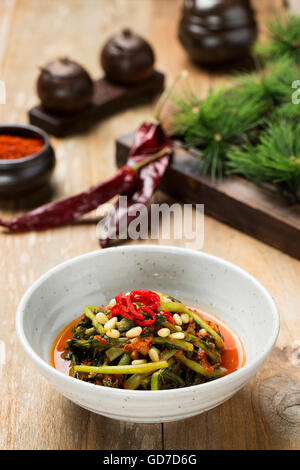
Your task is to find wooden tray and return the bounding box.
[29,71,164,137]
[116,132,300,260]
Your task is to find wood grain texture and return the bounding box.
[0,0,299,450]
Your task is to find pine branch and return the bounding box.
[227,122,300,202]
[232,58,299,110]
[172,88,264,178]
[255,15,300,64]
[168,15,300,201]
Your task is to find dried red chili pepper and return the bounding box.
[0,150,168,232]
[0,166,136,232]
[99,121,172,247]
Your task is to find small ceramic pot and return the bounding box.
[37,58,94,114]
[101,29,155,85]
[178,0,257,66]
[0,124,55,196]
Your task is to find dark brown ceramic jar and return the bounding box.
[101,29,155,85]
[37,58,94,114]
[0,125,55,196]
[178,0,257,66]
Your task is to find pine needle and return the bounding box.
[255,15,300,64]
[271,100,300,124]
[232,58,299,110]
[227,122,300,202]
[172,87,264,178]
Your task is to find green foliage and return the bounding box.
[173,88,263,178]
[271,100,300,123]
[232,58,298,110]
[227,122,300,202]
[255,15,300,64]
[169,14,300,201]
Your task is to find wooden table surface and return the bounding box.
[0,0,299,450]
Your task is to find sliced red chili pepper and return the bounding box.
[125,296,144,321]
[161,310,174,324]
[109,304,119,319]
[109,290,164,325]
[135,306,156,326]
[109,292,134,320]
[115,291,125,306]
[130,289,160,300]
[130,289,160,310]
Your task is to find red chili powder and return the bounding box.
[0,134,44,160]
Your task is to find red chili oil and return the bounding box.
[0,134,44,160]
[51,309,245,378]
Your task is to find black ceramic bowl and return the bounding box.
[0,124,55,196]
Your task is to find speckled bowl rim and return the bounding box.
[0,124,50,166]
[16,245,280,397]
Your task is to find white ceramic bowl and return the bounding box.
[16,245,279,423]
